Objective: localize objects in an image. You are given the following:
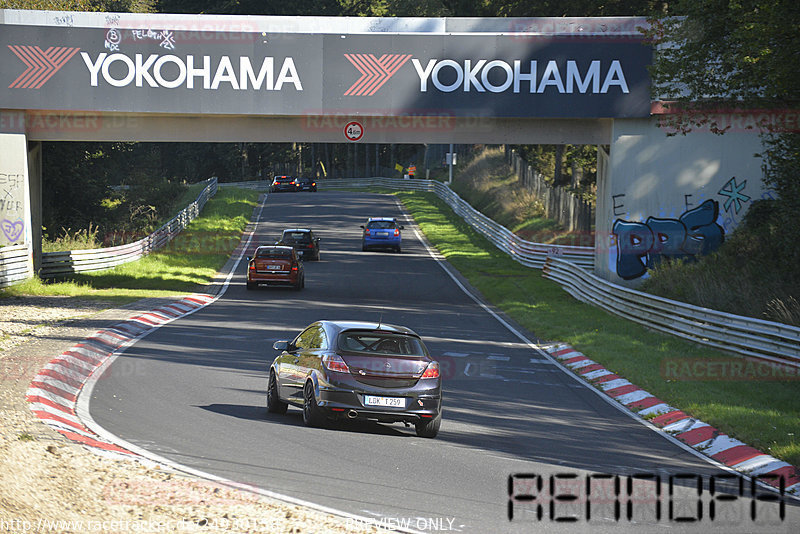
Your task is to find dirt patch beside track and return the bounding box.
[0,296,388,533]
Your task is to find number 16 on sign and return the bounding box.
[344,121,364,142]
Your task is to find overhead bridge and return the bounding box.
[0,10,769,284]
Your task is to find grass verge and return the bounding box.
[395,190,800,467]
[2,188,260,304]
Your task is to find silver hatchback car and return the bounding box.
[268,320,442,438]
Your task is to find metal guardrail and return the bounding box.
[543,256,800,368]
[320,177,595,269]
[0,243,33,288]
[218,179,271,190]
[321,177,798,367]
[39,178,218,278]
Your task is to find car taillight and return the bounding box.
[365,228,370,235]
[248,261,255,271]
[421,362,440,379]
[307,244,314,248]
[394,228,400,236]
[291,264,298,271]
[322,354,349,373]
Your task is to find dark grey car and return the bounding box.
[275,228,321,261]
[268,320,442,438]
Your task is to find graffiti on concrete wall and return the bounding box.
[718,177,751,215]
[609,174,766,281]
[612,199,725,280]
[0,171,25,246]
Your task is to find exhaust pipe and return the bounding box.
[347,410,358,419]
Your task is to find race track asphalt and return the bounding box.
[89,191,798,533]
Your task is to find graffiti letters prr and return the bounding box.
[612,199,725,280]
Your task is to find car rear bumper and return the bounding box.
[363,237,401,248]
[247,272,300,286]
[316,376,441,422]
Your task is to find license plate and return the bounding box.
[267,265,281,270]
[364,395,405,408]
[377,231,389,237]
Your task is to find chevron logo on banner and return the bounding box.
[343,53,412,96]
[7,45,81,89]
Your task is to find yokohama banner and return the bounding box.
[0,25,652,118]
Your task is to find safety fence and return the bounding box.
[322,177,797,366]
[6,176,793,367]
[38,178,218,278]
[543,256,800,368]
[506,146,594,233]
[320,177,595,269]
[219,179,271,190]
[0,243,33,288]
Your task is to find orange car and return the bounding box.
[246,246,305,290]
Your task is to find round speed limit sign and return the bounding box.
[344,121,364,142]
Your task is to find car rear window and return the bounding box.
[256,249,291,259]
[338,332,425,356]
[283,232,311,243]
[366,220,396,230]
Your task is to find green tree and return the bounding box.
[645,0,800,234]
[0,0,153,11]
[642,1,800,321]
[645,1,800,129]
[487,0,662,17]
[155,0,358,16]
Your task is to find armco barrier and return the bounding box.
[320,177,595,269]
[0,243,33,288]
[39,178,218,278]
[218,179,271,190]
[322,177,798,367]
[543,256,800,368]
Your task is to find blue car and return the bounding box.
[361,217,404,253]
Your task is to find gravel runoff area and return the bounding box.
[0,295,391,534]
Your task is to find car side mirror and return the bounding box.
[246,256,251,262]
[399,225,405,229]
[359,225,365,229]
[273,340,290,351]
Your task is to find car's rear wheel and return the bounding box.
[302,380,325,427]
[294,274,304,290]
[246,281,256,290]
[266,371,288,414]
[415,413,441,438]
[395,246,402,253]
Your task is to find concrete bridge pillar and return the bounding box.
[0,110,39,275]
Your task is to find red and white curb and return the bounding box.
[25,193,266,461]
[26,293,215,460]
[546,343,800,497]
